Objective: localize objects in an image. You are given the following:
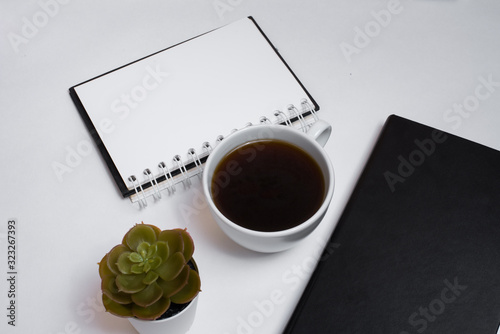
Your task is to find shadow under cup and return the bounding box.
[202,124,335,253]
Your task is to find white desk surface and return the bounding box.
[1,1,500,333]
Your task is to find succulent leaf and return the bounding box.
[102,275,132,304]
[129,252,143,263]
[131,264,144,274]
[156,241,169,262]
[132,298,171,320]
[147,243,157,258]
[103,289,133,305]
[158,229,183,254]
[143,271,159,285]
[99,253,114,279]
[177,228,195,262]
[101,274,120,295]
[155,252,186,281]
[132,282,163,307]
[116,251,134,274]
[156,264,190,298]
[170,269,201,304]
[125,224,157,252]
[147,224,162,239]
[121,223,161,244]
[107,244,129,276]
[103,294,134,318]
[137,242,151,258]
[149,256,162,270]
[115,273,147,293]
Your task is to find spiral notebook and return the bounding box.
[69,17,320,206]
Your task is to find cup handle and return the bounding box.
[306,120,332,147]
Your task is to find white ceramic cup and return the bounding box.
[202,121,334,253]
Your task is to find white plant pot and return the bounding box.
[128,296,199,334]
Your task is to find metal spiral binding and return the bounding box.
[288,104,307,132]
[127,99,318,206]
[202,141,212,154]
[188,148,203,179]
[260,116,272,124]
[173,155,191,188]
[158,161,176,195]
[274,110,292,127]
[302,99,318,121]
[144,168,161,200]
[128,175,148,208]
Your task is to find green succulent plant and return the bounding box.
[99,223,201,320]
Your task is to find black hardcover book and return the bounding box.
[285,115,500,333]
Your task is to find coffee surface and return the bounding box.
[211,139,325,232]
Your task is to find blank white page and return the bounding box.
[72,17,313,193]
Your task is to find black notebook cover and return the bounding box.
[285,115,500,333]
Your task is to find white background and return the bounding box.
[1,1,500,333]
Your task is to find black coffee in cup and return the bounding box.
[211,139,325,232]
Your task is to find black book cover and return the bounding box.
[285,115,500,333]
